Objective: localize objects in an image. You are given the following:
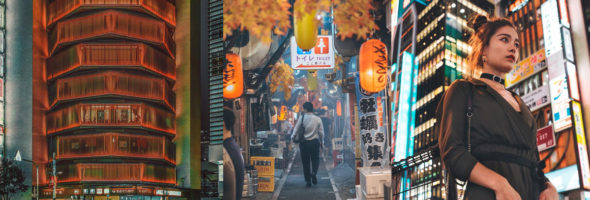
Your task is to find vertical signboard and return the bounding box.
[541,0,562,57]
[355,74,388,167]
[389,64,398,164]
[542,0,574,133]
[572,101,590,189]
[566,62,580,101]
[393,52,417,162]
[0,0,4,158]
[549,76,572,132]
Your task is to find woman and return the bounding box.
[223,108,245,200]
[437,15,558,200]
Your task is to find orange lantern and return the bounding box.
[359,39,388,93]
[336,100,342,116]
[223,53,244,99]
[278,106,287,121]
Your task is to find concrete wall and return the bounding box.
[6,0,33,198]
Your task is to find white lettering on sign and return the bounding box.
[541,0,562,57]
[537,125,556,151]
[522,85,550,112]
[291,36,335,70]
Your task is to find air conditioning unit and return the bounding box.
[359,167,391,199]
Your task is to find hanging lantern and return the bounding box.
[294,8,318,51]
[336,100,342,116]
[223,53,244,99]
[278,105,287,121]
[307,70,318,91]
[359,39,388,93]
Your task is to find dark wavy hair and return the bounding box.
[466,14,517,76]
[224,108,235,134]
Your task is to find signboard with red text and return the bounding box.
[291,36,335,70]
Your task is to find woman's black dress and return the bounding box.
[437,78,546,200]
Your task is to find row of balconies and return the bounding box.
[56,163,176,184]
[48,71,175,111]
[47,103,175,135]
[56,132,175,164]
[47,43,175,81]
[47,0,176,28]
[49,10,175,58]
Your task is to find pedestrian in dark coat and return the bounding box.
[437,15,558,200]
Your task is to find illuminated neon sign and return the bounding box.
[393,51,417,162]
[509,0,529,12]
[572,101,590,189]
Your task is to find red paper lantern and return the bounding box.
[223,53,244,99]
[359,39,388,93]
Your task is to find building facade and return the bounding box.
[500,0,590,197]
[198,0,224,198]
[33,0,184,199]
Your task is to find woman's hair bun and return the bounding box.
[469,15,488,31]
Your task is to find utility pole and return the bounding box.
[36,165,39,200]
[1,128,5,163]
[52,152,56,200]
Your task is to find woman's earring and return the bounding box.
[482,56,487,63]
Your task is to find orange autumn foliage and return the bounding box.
[334,0,379,40]
[223,0,291,44]
[225,0,379,43]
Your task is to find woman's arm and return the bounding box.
[539,181,558,200]
[437,81,479,180]
[469,162,521,199]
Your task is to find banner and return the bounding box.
[355,74,388,167]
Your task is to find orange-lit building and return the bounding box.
[498,0,590,197]
[33,0,185,199]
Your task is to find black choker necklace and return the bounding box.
[480,73,505,85]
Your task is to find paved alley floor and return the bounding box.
[248,147,357,200]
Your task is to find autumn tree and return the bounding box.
[269,60,295,100]
[224,0,379,42]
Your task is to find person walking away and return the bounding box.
[292,102,324,187]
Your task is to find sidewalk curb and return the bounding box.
[322,152,342,200]
[271,147,298,200]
